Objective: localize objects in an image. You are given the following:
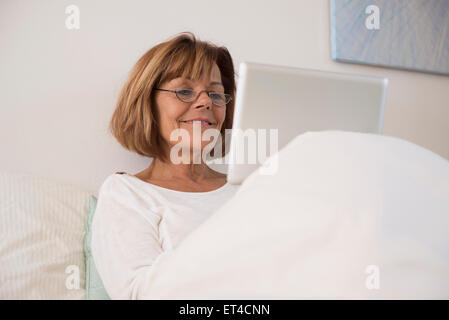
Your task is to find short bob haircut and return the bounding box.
[109,32,236,163]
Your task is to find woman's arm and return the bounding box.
[91,176,165,299]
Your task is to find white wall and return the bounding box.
[1,0,448,193]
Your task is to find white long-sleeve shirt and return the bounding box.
[90,172,240,299]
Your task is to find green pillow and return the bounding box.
[84,195,111,300]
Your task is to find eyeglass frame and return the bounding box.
[154,88,232,107]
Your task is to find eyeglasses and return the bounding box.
[154,88,232,107]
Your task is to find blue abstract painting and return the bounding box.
[330,0,449,75]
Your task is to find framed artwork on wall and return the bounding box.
[330,0,449,76]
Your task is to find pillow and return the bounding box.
[133,131,449,299]
[0,172,92,299]
[84,195,110,300]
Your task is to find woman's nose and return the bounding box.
[195,91,212,108]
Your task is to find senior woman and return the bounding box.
[91,32,240,299]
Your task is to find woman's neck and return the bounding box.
[145,158,223,183]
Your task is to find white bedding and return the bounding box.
[0,172,90,299]
[136,131,449,299]
[1,130,448,299]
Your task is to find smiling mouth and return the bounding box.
[180,120,214,126]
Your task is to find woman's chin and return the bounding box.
[169,143,217,163]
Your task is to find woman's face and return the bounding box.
[154,63,226,159]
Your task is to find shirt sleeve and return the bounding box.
[91,175,168,299]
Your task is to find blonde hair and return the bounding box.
[109,32,236,162]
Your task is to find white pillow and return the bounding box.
[0,172,92,299]
[142,131,449,299]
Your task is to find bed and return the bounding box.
[1,131,448,299]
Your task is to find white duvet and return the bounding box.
[140,131,449,299]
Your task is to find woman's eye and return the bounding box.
[210,92,225,101]
[178,89,193,96]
